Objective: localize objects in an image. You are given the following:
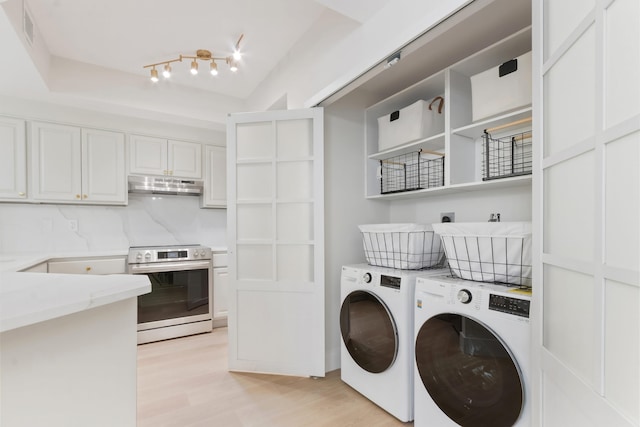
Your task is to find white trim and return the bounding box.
[603,265,640,288]
[541,137,595,170]
[541,253,596,277]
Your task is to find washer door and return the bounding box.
[415,314,523,427]
[340,290,398,373]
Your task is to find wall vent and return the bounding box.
[23,2,34,46]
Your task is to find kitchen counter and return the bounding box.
[0,253,151,427]
[0,271,150,332]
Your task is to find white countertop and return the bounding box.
[0,272,151,333]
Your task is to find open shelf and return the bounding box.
[364,26,532,200]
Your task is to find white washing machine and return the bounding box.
[339,264,448,422]
[414,275,532,427]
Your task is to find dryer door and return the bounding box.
[415,314,523,427]
[340,290,398,373]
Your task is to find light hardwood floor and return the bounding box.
[137,328,413,426]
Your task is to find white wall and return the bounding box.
[246,0,472,111]
[323,92,389,370]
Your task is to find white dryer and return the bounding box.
[413,275,532,427]
[339,264,447,422]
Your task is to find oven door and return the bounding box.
[129,260,213,331]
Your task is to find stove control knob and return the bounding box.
[144,251,151,260]
[457,289,472,304]
[192,251,199,258]
[136,252,142,261]
[200,250,206,257]
[363,272,372,283]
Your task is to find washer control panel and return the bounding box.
[489,294,530,318]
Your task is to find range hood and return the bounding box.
[128,176,203,196]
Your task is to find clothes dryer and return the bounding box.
[339,264,447,422]
[414,275,532,427]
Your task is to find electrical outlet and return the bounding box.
[440,212,455,223]
[68,219,78,231]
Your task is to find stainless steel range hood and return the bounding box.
[128,176,203,196]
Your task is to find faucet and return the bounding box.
[488,213,501,222]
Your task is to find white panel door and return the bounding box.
[227,108,325,377]
[30,122,82,201]
[82,128,126,204]
[0,116,27,200]
[534,0,640,426]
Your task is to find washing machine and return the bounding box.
[414,275,532,427]
[339,264,448,422]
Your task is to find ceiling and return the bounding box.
[0,0,390,126]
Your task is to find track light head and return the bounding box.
[150,68,159,82]
[210,61,218,76]
[190,59,198,75]
[162,63,171,78]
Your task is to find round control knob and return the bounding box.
[144,251,151,260]
[193,251,199,258]
[457,289,472,304]
[363,272,372,283]
[136,252,142,260]
[200,250,206,257]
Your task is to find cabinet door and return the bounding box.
[30,122,82,201]
[129,135,167,176]
[202,145,226,207]
[47,258,126,275]
[168,139,202,178]
[213,267,229,320]
[0,116,27,200]
[82,129,126,204]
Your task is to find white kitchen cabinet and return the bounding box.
[364,27,533,200]
[129,135,202,179]
[30,122,126,205]
[0,116,27,201]
[212,252,228,328]
[201,144,226,208]
[47,257,126,275]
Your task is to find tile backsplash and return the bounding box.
[0,194,226,254]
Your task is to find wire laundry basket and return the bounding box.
[359,223,445,270]
[432,222,532,287]
[482,129,532,181]
[380,150,444,194]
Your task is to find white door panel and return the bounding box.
[227,108,325,377]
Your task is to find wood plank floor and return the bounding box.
[137,328,413,426]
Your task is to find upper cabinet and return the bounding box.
[0,116,27,201]
[364,27,533,200]
[201,144,227,208]
[129,135,202,179]
[30,122,127,205]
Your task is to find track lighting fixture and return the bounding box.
[143,34,244,82]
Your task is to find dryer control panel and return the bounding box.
[488,294,530,318]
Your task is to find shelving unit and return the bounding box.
[364,26,532,199]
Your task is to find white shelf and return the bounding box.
[453,107,532,139]
[368,133,445,160]
[366,175,531,201]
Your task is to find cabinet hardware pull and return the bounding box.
[83,194,88,199]
[76,194,81,199]
[18,192,25,196]
[85,267,92,272]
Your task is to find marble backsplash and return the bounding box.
[0,194,227,254]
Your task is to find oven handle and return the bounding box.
[128,260,212,274]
